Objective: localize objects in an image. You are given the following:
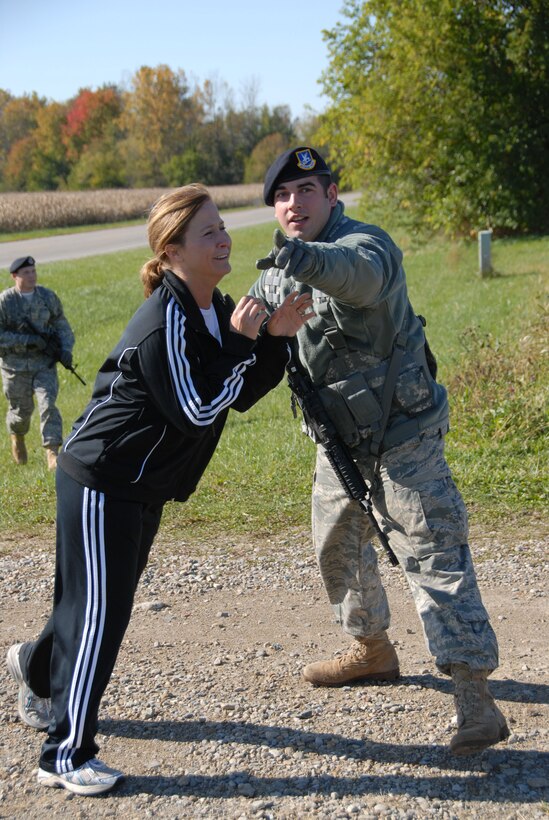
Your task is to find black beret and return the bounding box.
[10,255,36,273]
[263,146,332,206]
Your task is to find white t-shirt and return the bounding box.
[200,305,222,345]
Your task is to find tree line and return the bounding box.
[2,1,547,237]
[0,66,313,193]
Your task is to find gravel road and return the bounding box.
[1,524,547,819]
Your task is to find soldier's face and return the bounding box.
[13,265,37,293]
[273,177,338,242]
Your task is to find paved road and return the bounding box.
[0,192,360,269]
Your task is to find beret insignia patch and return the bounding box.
[295,149,316,171]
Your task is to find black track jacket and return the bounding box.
[58,271,290,503]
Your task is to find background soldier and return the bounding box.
[0,256,75,469]
[250,146,509,756]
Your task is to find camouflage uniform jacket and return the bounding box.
[0,285,74,372]
[250,200,449,453]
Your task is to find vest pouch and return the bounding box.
[393,357,434,415]
[318,372,383,448]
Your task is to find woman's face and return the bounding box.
[169,199,232,285]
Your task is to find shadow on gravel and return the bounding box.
[100,717,548,804]
[400,674,549,705]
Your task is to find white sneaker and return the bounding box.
[6,643,52,730]
[37,758,124,795]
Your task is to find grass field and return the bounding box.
[0,212,547,548]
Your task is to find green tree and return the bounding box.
[28,102,69,190]
[295,107,322,145]
[161,148,206,187]
[193,77,250,185]
[66,125,127,189]
[244,132,292,183]
[318,0,549,236]
[192,78,296,186]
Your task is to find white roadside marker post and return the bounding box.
[478,229,493,278]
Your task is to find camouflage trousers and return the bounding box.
[1,366,63,447]
[312,429,499,673]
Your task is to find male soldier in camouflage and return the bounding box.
[0,256,74,469]
[250,146,509,755]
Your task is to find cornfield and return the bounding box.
[0,184,264,233]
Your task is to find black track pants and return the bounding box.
[22,468,163,774]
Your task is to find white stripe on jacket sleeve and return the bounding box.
[165,298,256,427]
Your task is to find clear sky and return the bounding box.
[0,0,347,118]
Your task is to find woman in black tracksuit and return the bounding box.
[7,184,313,795]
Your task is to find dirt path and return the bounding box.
[0,525,547,818]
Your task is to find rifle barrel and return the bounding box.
[287,362,398,567]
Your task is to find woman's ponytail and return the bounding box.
[140,258,166,298]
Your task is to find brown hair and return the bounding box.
[317,175,333,196]
[140,183,211,297]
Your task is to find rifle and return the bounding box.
[287,358,399,567]
[23,318,86,386]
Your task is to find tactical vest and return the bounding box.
[259,206,449,455]
[312,294,446,452]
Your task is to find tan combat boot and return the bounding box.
[302,631,400,686]
[450,663,510,755]
[10,434,27,465]
[45,446,58,471]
